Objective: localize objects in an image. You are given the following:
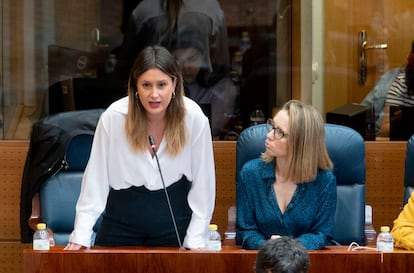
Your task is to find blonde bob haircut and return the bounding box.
[261,100,333,182]
[125,45,187,156]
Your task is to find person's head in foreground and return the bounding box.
[255,236,310,273]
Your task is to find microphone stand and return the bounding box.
[149,136,185,250]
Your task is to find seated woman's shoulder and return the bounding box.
[240,158,272,179]
[316,169,336,185]
[242,157,264,169]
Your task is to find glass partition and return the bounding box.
[0,0,291,140]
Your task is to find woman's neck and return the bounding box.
[147,118,166,153]
[275,158,291,182]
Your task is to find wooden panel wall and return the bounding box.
[365,141,407,232]
[0,141,31,273]
[211,141,237,237]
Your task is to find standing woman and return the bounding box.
[236,100,337,250]
[65,45,215,250]
[115,0,229,80]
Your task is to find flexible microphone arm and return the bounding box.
[148,135,184,250]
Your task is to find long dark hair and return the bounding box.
[165,0,183,32]
[406,41,414,95]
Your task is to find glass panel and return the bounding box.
[319,1,414,234]
[322,1,414,140]
[0,0,291,140]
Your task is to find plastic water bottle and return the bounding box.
[105,54,117,74]
[376,225,393,252]
[231,51,243,76]
[205,224,222,250]
[33,223,50,250]
[240,31,251,54]
[250,106,265,126]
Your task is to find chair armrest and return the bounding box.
[28,192,42,231]
[29,192,56,246]
[28,215,42,231]
[224,206,237,240]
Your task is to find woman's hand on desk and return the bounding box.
[64,242,85,250]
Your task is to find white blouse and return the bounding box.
[68,96,216,249]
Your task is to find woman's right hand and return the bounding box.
[64,242,84,250]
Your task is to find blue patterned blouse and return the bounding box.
[236,158,337,250]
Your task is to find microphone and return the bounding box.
[148,135,185,250]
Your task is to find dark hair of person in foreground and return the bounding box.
[255,237,310,273]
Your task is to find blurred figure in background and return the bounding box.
[114,0,235,137]
[115,0,230,81]
[172,28,238,139]
[362,41,414,137]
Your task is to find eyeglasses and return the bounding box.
[267,119,288,140]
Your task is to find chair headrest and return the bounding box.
[324,123,365,185]
[235,124,268,182]
[64,133,94,171]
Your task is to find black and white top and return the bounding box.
[386,71,414,106]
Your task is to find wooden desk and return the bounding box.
[23,245,385,273]
[382,250,414,272]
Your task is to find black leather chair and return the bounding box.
[37,133,102,245]
[21,109,104,244]
[235,123,366,245]
[403,134,414,204]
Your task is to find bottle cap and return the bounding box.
[380,226,390,232]
[37,223,46,230]
[209,224,218,231]
[234,51,243,57]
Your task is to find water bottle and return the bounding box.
[250,106,265,126]
[205,224,222,250]
[231,51,243,76]
[33,223,50,250]
[105,54,117,74]
[239,31,251,54]
[376,225,393,252]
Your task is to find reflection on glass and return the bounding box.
[0,0,291,140]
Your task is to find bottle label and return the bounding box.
[376,241,393,251]
[205,240,222,251]
[33,239,50,250]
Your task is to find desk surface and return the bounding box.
[23,245,413,273]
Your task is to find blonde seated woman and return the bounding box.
[236,100,337,250]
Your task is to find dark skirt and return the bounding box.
[95,175,192,247]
